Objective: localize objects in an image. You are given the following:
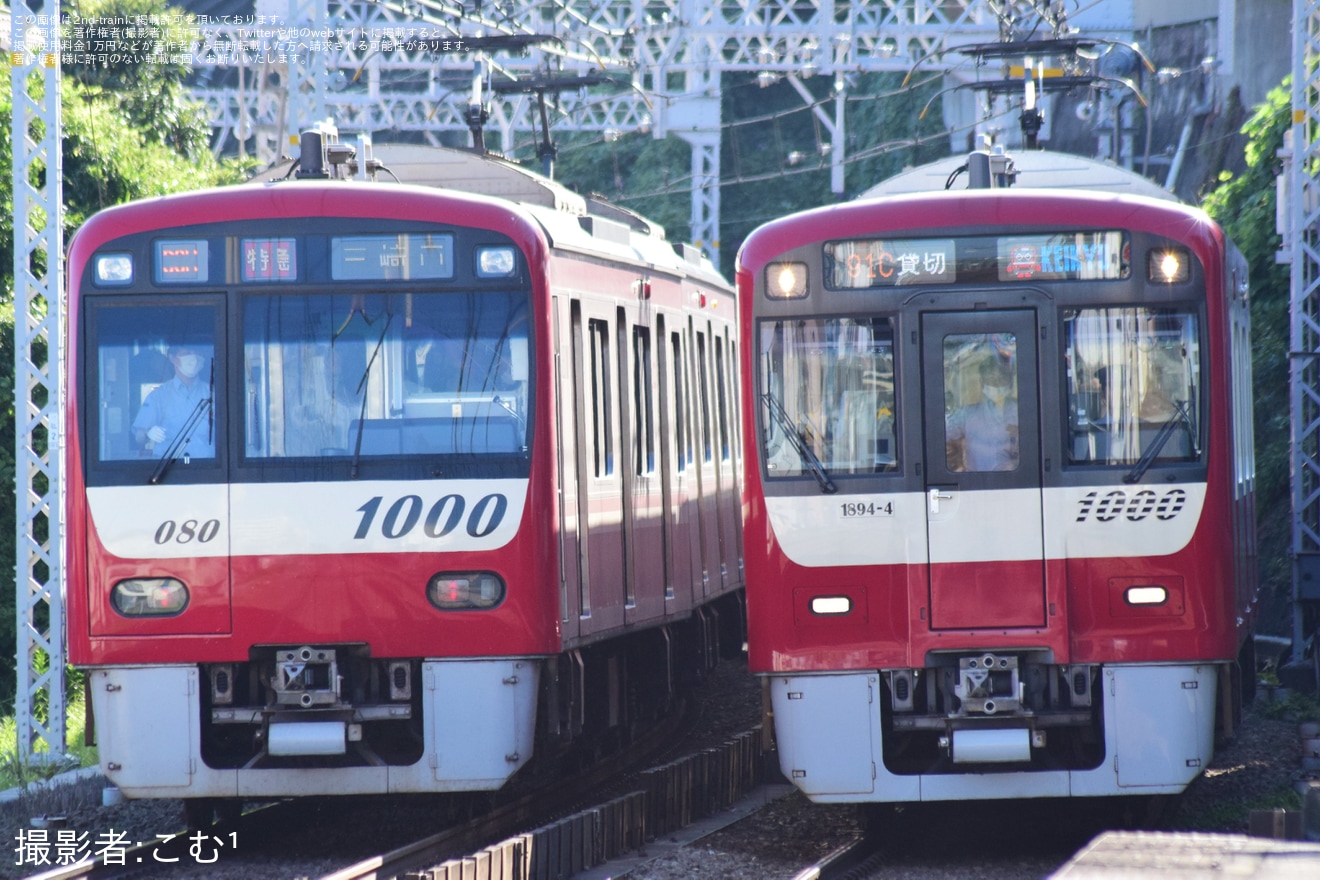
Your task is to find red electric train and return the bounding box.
[738,150,1256,804]
[66,124,744,817]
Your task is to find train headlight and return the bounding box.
[766,262,808,299]
[111,577,189,617]
[94,253,134,286]
[476,246,517,278]
[809,596,852,615]
[427,572,506,610]
[1125,585,1169,606]
[1148,249,1190,284]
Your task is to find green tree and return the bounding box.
[1,0,246,711]
[549,72,946,280]
[1201,81,1292,635]
[552,129,694,246]
[63,0,213,160]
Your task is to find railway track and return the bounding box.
[789,837,883,880]
[22,702,763,880]
[319,723,764,879]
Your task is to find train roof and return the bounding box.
[247,142,728,289]
[858,150,1180,202]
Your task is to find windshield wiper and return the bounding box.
[1123,399,1196,484]
[351,312,394,479]
[148,397,214,485]
[492,395,528,453]
[761,392,836,494]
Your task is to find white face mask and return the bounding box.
[983,383,1011,405]
[177,354,203,379]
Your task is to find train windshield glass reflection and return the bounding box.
[1064,307,1200,467]
[758,316,897,477]
[242,290,530,460]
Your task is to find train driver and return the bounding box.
[132,341,215,458]
[946,356,1019,472]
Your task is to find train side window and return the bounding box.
[758,316,897,478]
[1063,308,1201,467]
[727,338,741,467]
[633,326,655,475]
[696,332,713,465]
[671,331,690,472]
[715,337,731,463]
[588,318,614,476]
[88,301,220,465]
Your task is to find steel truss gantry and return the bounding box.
[194,0,1089,264]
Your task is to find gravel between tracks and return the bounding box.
[1,667,1308,880]
[614,695,1308,880]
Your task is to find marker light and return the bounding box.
[810,596,852,615]
[94,253,134,286]
[111,577,189,617]
[427,571,506,610]
[1148,249,1190,284]
[767,261,808,299]
[476,246,517,278]
[1125,585,1169,606]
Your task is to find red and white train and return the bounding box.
[738,150,1257,803]
[66,125,744,817]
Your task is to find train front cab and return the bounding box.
[743,197,1256,803]
[67,172,746,805]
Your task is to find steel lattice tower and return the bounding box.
[9,3,66,763]
[1289,0,1320,670]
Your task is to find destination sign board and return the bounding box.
[824,231,1130,290]
[331,234,454,281]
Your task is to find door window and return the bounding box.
[942,333,1019,473]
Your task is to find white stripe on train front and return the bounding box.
[765,483,1206,567]
[85,479,531,559]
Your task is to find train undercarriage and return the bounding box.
[880,651,1105,774]
[767,650,1232,803]
[88,592,746,811]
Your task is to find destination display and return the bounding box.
[824,231,1130,290]
[154,240,209,284]
[998,232,1127,282]
[826,238,957,289]
[242,238,298,282]
[331,234,454,281]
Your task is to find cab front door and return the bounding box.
[920,309,1046,630]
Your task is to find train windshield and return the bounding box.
[1064,307,1200,467]
[243,291,530,460]
[758,317,897,479]
[91,301,220,463]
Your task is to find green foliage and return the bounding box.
[62,0,212,160]
[547,72,947,279]
[61,80,229,228]
[0,697,97,790]
[1171,783,1303,832]
[551,130,694,245]
[1202,81,1293,634]
[717,72,946,278]
[1256,689,1320,722]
